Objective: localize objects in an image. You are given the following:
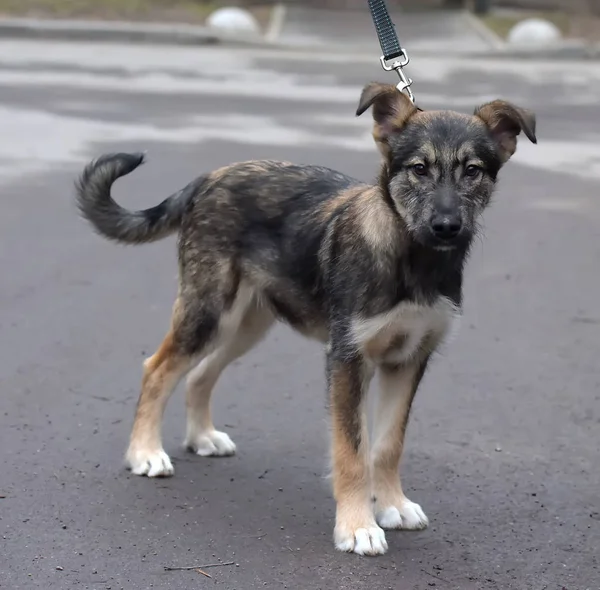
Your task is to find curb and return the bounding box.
[0,13,598,61]
[468,41,600,61]
[0,16,278,48]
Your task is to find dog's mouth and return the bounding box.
[413,228,471,252]
[433,243,458,252]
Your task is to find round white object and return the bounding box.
[507,18,562,46]
[206,7,260,34]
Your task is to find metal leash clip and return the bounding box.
[367,0,416,103]
[379,49,414,103]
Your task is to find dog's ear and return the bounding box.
[356,82,418,147]
[474,100,537,163]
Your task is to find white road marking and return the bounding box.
[0,39,598,183]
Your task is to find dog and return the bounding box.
[75,82,536,556]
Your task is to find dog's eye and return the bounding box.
[464,165,481,177]
[412,163,427,176]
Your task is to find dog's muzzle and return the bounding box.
[429,213,462,242]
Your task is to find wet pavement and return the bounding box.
[0,40,599,590]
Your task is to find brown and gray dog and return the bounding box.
[75,83,536,556]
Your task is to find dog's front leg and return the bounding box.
[327,351,387,556]
[371,359,430,531]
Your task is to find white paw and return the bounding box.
[126,448,174,478]
[185,430,236,457]
[376,500,429,530]
[334,525,388,556]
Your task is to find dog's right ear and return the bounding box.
[356,82,418,147]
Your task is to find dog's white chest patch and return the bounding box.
[351,297,459,365]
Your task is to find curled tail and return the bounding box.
[75,152,205,244]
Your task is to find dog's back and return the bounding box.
[75,153,364,248]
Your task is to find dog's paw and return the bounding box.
[185,430,236,457]
[376,499,429,531]
[334,524,388,556]
[126,448,174,477]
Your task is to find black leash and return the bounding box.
[367,0,415,103]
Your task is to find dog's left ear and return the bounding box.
[356,82,418,149]
[474,100,537,163]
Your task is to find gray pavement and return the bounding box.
[0,39,599,590]
[277,6,495,54]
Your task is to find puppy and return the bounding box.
[75,82,536,556]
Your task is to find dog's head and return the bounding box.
[357,82,537,251]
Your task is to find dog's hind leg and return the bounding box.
[371,359,430,531]
[184,302,274,457]
[125,295,222,478]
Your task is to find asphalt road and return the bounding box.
[0,39,599,590]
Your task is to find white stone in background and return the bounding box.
[206,7,260,35]
[507,18,562,46]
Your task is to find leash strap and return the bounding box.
[367,0,415,103]
[367,0,403,61]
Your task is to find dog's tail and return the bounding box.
[75,152,205,245]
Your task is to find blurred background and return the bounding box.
[4,0,600,43]
[0,1,598,590]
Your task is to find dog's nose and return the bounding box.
[430,215,462,240]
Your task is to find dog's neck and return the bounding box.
[401,239,468,307]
